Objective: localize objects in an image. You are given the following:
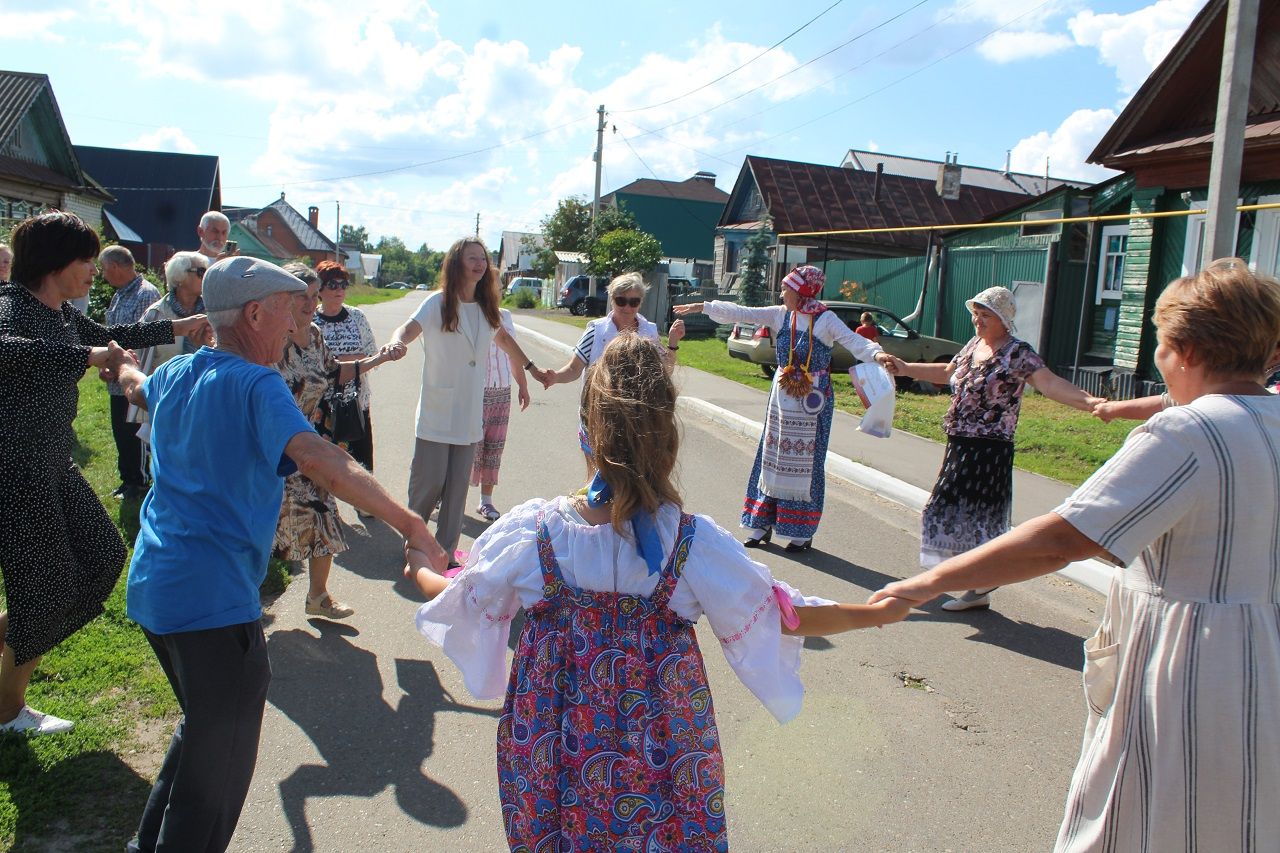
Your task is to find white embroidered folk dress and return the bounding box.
[1051,394,1280,853]
[415,497,833,723]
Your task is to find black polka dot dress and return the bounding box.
[0,283,175,665]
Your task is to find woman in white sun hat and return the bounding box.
[881,285,1103,612]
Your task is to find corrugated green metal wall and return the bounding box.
[615,193,725,260]
[941,247,1049,342]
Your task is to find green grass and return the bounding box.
[345,283,413,306]
[0,375,296,852]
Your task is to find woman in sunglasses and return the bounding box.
[314,261,379,487]
[540,271,685,469]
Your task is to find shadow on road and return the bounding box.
[265,624,501,852]
[776,546,1084,671]
[332,516,420,601]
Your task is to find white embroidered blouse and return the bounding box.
[415,496,833,723]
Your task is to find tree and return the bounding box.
[339,224,372,252]
[588,228,662,280]
[527,197,641,278]
[738,222,772,307]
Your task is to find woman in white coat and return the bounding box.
[386,238,548,569]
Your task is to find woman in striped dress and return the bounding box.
[873,258,1280,852]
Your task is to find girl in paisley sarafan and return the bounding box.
[405,334,911,852]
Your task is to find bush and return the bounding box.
[511,289,538,309]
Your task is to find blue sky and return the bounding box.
[2,0,1206,251]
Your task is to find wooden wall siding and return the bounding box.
[1113,187,1161,370]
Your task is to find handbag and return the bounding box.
[324,363,366,443]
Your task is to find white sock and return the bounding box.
[481,491,493,504]
[745,527,767,541]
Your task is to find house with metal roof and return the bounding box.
[1077,0,1280,395]
[0,70,112,235]
[225,194,344,267]
[600,172,728,261]
[74,145,221,269]
[840,149,1088,197]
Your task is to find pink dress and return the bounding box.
[497,510,727,851]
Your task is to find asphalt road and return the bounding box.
[230,298,1104,852]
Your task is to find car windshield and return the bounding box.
[834,307,913,338]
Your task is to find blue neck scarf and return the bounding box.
[586,471,665,576]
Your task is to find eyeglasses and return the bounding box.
[613,296,642,308]
[321,280,348,290]
[190,267,207,277]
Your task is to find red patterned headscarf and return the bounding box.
[781,265,826,315]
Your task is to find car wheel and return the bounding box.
[570,299,586,316]
[914,356,954,394]
[761,364,777,378]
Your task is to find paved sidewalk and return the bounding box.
[515,311,1113,593]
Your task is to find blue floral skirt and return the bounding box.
[919,435,1014,567]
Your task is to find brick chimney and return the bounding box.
[936,152,962,200]
[308,206,319,229]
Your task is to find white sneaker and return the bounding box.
[0,705,74,736]
[940,589,993,612]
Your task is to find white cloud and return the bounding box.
[123,126,200,154]
[978,30,1075,63]
[1009,107,1119,180]
[1069,0,1207,93]
[0,9,76,42]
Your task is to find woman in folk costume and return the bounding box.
[676,265,894,551]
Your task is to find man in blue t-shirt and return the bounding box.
[111,255,448,853]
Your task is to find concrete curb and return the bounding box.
[517,323,1115,596]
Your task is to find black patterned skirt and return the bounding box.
[919,435,1014,567]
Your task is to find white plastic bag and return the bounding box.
[849,362,896,438]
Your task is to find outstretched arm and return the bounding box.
[1093,395,1165,423]
[870,512,1110,607]
[783,598,912,636]
[542,354,587,387]
[1029,366,1104,412]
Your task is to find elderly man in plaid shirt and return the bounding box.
[101,244,162,499]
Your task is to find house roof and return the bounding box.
[0,70,106,199]
[729,156,1030,254]
[602,173,729,205]
[229,216,294,260]
[74,145,221,248]
[1088,0,1280,167]
[841,149,1089,195]
[265,195,335,252]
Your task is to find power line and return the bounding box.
[614,130,723,232]
[613,0,846,114]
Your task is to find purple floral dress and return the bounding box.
[920,336,1045,567]
[497,511,728,852]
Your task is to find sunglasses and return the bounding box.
[613,296,642,308]
[190,267,207,277]
[321,280,348,290]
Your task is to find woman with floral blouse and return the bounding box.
[883,286,1102,612]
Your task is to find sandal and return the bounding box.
[476,502,501,522]
[305,593,355,620]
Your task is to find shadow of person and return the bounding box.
[331,518,421,601]
[266,625,500,852]
[0,739,153,852]
[903,604,1085,670]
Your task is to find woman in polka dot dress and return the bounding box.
[0,213,206,736]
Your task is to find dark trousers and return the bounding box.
[109,393,146,487]
[128,621,272,853]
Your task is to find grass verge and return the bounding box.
[346,284,412,307]
[0,375,294,852]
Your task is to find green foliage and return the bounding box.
[509,289,538,309]
[339,224,372,252]
[739,223,772,307]
[587,229,662,280]
[528,198,641,279]
[375,236,444,287]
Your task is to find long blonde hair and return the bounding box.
[439,237,501,332]
[583,335,682,535]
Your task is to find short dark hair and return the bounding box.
[11,212,101,290]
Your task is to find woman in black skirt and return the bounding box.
[883,286,1102,611]
[0,212,208,735]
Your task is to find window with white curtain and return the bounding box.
[1096,224,1128,303]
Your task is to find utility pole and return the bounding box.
[475,212,481,238]
[334,200,341,265]
[589,104,606,297]
[1203,0,1259,265]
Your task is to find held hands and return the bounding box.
[92,341,138,382]
[875,353,904,376]
[867,595,914,625]
[382,341,408,362]
[672,302,704,316]
[868,582,933,609]
[533,367,556,389]
[173,314,214,346]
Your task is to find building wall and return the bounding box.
[1112,187,1161,373]
[614,192,724,260]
